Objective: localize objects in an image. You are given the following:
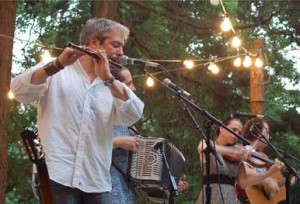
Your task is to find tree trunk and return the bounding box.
[91,0,120,20]
[0,1,17,202]
[250,39,265,114]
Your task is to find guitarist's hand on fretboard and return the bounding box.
[269,159,285,174]
[290,175,296,186]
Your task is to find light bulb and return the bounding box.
[208,63,219,74]
[243,56,252,68]
[221,17,231,32]
[41,50,52,61]
[210,0,219,6]
[183,60,194,69]
[8,90,14,99]
[146,77,154,87]
[231,36,241,48]
[233,57,242,67]
[255,57,264,68]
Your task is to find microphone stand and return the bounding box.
[149,66,251,145]
[156,141,178,204]
[260,135,300,204]
[160,85,251,204]
[174,88,222,204]
[136,65,250,204]
[250,134,300,163]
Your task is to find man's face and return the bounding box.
[99,31,125,61]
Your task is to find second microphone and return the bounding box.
[162,78,191,98]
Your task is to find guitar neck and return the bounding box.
[37,162,54,204]
[20,128,54,204]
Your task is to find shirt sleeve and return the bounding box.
[113,81,144,126]
[10,62,50,104]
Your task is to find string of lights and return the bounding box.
[6,0,298,95]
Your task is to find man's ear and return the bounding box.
[89,37,99,46]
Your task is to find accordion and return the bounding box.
[129,135,185,188]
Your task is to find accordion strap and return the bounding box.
[128,125,143,136]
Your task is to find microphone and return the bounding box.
[162,78,191,98]
[232,112,265,119]
[118,55,160,68]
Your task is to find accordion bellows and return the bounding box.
[129,135,185,188]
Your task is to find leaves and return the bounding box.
[8,0,300,203]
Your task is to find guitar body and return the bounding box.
[21,128,54,204]
[245,171,286,204]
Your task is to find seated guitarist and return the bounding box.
[236,118,280,204]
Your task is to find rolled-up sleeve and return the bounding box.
[113,82,144,126]
[10,63,49,104]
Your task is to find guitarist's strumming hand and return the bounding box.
[262,177,280,194]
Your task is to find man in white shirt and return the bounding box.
[11,18,144,204]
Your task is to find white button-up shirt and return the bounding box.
[11,60,144,193]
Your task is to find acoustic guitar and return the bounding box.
[245,171,286,204]
[20,127,54,204]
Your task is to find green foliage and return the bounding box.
[8,0,300,203]
[7,101,38,203]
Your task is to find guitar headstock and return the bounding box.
[20,127,45,165]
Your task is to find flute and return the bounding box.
[67,42,123,69]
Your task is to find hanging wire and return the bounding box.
[0,34,14,40]
[219,0,228,15]
[5,32,276,87]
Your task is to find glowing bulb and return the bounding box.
[233,57,242,67]
[255,57,264,68]
[41,50,52,61]
[8,90,14,99]
[146,77,154,87]
[183,60,194,69]
[231,36,241,48]
[243,56,252,68]
[210,0,219,6]
[221,17,232,32]
[208,63,219,74]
